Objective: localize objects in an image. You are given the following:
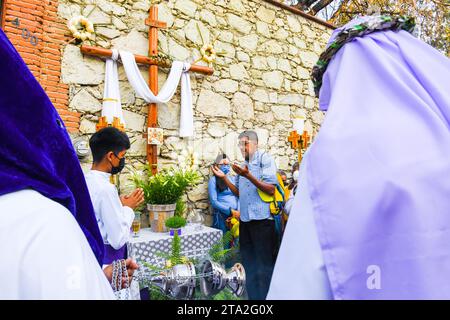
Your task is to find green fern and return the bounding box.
[170,232,184,266]
[208,231,237,264]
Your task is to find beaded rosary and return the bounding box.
[111,259,130,300]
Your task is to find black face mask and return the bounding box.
[111,154,125,175]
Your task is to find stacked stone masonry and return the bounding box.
[5,0,334,222]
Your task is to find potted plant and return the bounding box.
[165,215,187,236]
[132,150,201,232]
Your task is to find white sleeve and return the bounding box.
[21,204,115,299]
[267,157,333,300]
[97,186,135,249]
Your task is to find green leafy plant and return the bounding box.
[165,215,187,229]
[132,165,201,205]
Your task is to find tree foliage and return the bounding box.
[283,0,449,54]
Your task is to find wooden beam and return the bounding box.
[263,0,336,29]
[80,45,214,75]
[311,0,335,15]
[148,5,158,175]
[145,18,167,29]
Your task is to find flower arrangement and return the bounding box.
[177,146,199,170]
[68,15,95,41]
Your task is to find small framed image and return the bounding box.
[148,127,164,145]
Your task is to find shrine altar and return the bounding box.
[127,225,222,267]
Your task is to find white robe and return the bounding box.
[0,189,115,299]
[84,170,134,250]
[267,156,333,299]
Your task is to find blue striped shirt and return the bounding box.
[232,150,278,222]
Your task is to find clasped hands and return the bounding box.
[211,162,249,178]
[120,188,145,210]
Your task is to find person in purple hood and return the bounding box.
[268,15,450,300]
[0,29,138,299]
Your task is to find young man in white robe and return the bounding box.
[85,127,145,266]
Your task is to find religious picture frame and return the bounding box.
[148,127,164,145]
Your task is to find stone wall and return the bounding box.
[57,0,333,222]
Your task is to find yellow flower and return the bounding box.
[231,222,239,238]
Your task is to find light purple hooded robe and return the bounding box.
[270,17,450,299]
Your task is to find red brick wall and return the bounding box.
[2,0,80,132]
[1,1,6,29]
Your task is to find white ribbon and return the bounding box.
[119,50,194,137]
[102,49,125,126]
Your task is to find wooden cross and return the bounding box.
[80,5,214,174]
[301,131,310,149]
[288,129,311,164]
[288,130,301,149]
[146,6,164,175]
[96,116,124,132]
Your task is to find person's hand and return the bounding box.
[121,188,144,210]
[124,258,139,285]
[211,164,226,178]
[231,209,240,220]
[103,264,113,283]
[103,258,140,289]
[232,163,249,177]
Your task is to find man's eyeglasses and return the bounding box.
[238,141,250,147]
[113,152,125,160]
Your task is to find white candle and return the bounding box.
[293,116,305,133]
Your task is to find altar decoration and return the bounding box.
[131,148,201,232]
[67,16,95,41]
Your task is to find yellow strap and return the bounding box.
[103,98,118,102]
[257,188,274,202]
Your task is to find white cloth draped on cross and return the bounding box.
[102,49,194,137]
[102,49,125,127]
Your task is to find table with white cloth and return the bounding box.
[127,224,223,267]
